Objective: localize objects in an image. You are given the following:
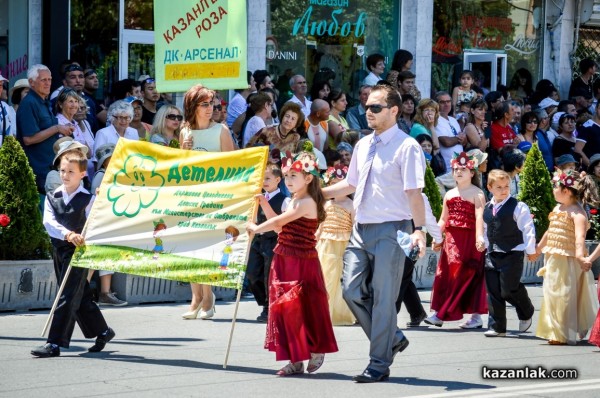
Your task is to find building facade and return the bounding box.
[0,0,595,105]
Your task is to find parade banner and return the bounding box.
[153,0,248,92]
[72,140,267,289]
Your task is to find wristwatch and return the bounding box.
[414,226,428,234]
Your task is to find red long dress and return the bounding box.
[430,197,488,321]
[589,276,600,347]
[265,217,339,362]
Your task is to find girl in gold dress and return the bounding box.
[316,165,356,326]
[535,170,598,345]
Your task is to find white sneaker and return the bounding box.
[484,329,506,337]
[424,314,443,327]
[459,317,483,329]
[519,318,532,333]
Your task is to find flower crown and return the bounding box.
[451,151,475,169]
[552,169,580,190]
[323,164,348,184]
[281,151,320,177]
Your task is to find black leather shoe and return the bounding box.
[406,312,427,328]
[353,367,390,383]
[256,307,268,323]
[392,336,410,360]
[31,343,60,358]
[88,328,115,352]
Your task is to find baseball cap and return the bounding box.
[0,73,8,82]
[124,96,143,105]
[556,154,577,167]
[538,97,559,110]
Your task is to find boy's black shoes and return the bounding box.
[31,343,60,358]
[88,327,115,352]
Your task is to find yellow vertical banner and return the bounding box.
[72,140,267,289]
[153,0,248,92]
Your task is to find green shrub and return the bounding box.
[0,136,51,260]
[423,164,443,244]
[518,143,555,241]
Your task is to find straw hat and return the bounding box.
[53,139,88,166]
[9,78,29,97]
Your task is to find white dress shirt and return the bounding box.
[422,193,443,243]
[287,95,312,117]
[43,185,94,240]
[483,196,537,254]
[94,124,139,154]
[346,124,426,224]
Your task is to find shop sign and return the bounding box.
[292,3,367,38]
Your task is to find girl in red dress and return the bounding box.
[246,147,338,376]
[425,152,488,328]
[583,247,600,348]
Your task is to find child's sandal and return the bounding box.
[276,361,304,376]
[307,353,325,373]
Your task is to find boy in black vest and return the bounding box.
[479,169,538,337]
[31,141,115,357]
[246,163,290,322]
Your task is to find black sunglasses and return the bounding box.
[84,69,97,78]
[144,78,155,84]
[213,104,222,111]
[166,114,183,121]
[65,64,83,73]
[365,104,391,114]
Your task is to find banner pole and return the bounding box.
[223,287,243,369]
[41,265,72,337]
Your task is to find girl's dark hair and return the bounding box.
[310,80,331,101]
[509,68,533,97]
[295,151,326,223]
[326,87,345,107]
[460,70,474,80]
[502,148,526,173]
[401,93,417,118]
[323,148,341,167]
[391,49,413,72]
[468,98,487,124]
[415,133,433,145]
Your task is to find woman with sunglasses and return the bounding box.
[517,111,539,146]
[94,100,139,156]
[463,99,489,151]
[180,84,235,320]
[150,105,183,147]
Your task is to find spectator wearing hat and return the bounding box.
[0,72,15,144]
[531,108,554,171]
[555,154,579,172]
[45,137,79,193]
[538,97,559,120]
[552,113,587,167]
[125,96,151,139]
[530,79,559,107]
[579,101,600,160]
[569,58,596,100]
[9,78,29,114]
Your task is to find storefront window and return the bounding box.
[267,0,399,105]
[71,0,119,101]
[431,0,543,101]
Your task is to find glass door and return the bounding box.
[119,0,155,80]
[463,52,507,92]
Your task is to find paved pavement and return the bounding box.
[1,285,599,398]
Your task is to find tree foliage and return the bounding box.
[518,143,555,241]
[0,137,51,260]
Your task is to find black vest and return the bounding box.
[483,197,523,252]
[257,192,286,239]
[47,190,92,248]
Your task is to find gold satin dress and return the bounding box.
[316,202,356,326]
[535,211,598,345]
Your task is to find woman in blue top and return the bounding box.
[410,98,440,153]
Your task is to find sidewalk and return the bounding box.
[1,285,599,398]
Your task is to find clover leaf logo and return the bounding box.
[107,154,165,218]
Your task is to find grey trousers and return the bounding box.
[342,220,410,373]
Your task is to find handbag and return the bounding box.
[430,151,447,177]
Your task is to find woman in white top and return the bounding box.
[242,92,272,148]
[94,100,139,154]
[180,84,234,320]
[56,88,95,177]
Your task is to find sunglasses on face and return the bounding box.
[65,64,83,73]
[144,78,155,84]
[526,120,538,124]
[84,69,97,78]
[365,104,391,114]
[166,114,183,121]
[213,104,222,111]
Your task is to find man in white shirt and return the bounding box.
[435,91,466,170]
[322,84,427,383]
[286,75,311,117]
